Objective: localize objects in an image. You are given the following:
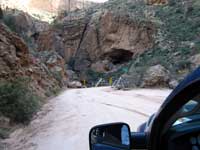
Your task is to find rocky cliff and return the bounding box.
[1,0,200,89]
[0,21,67,97]
[74,11,155,72]
[37,0,199,88]
[36,4,156,83]
[0,9,72,139]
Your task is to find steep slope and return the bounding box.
[127,0,200,87]
[0,22,67,97]
[2,0,199,88]
[0,7,72,141]
[37,2,157,84]
[46,0,199,87]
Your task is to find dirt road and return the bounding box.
[4,87,171,150]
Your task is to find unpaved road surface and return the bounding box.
[4,87,171,150]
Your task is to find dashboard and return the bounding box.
[164,121,200,150]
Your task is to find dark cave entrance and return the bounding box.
[105,49,133,64]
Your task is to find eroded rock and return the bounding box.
[189,54,200,70]
[46,52,67,82]
[169,79,179,89]
[67,81,82,88]
[66,70,78,81]
[142,65,170,87]
[3,10,49,38]
[0,22,68,97]
[91,60,113,73]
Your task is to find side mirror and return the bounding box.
[89,123,131,150]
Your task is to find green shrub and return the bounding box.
[0,128,11,139]
[0,79,40,124]
[2,14,17,33]
[52,22,64,30]
[174,60,191,71]
[52,72,63,87]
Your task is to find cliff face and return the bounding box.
[0,23,30,78]
[0,22,68,97]
[36,0,199,87]
[3,9,49,34]
[74,11,155,72]
[36,9,155,78]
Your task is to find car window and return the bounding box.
[180,100,199,113]
[172,100,199,126]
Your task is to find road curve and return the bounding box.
[4,87,171,150]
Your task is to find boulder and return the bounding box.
[66,70,78,81]
[44,52,68,84]
[68,81,82,88]
[142,65,170,87]
[91,61,106,73]
[169,80,179,89]
[91,60,113,73]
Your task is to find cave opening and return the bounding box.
[105,49,133,65]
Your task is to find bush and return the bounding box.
[52,72,63,87]
[0,79,40,124]
[0,128,10,139]
[2,14,17,33]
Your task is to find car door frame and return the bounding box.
[147,68,200,150]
